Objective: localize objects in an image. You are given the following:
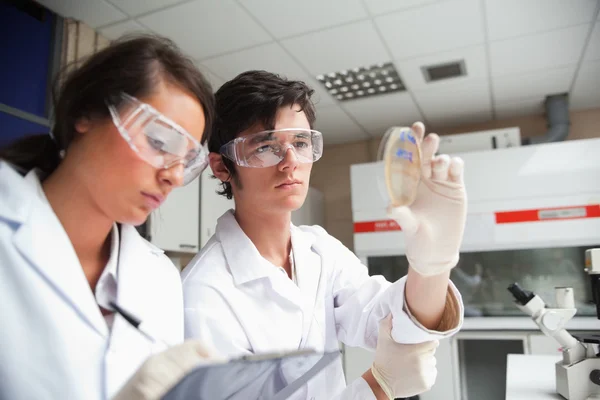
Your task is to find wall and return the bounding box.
[61,19,110,70]
[310,108,600,250]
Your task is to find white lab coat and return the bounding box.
[0,162,184,400]
[182,210,464,400]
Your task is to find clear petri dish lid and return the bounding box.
[377,126,422,207]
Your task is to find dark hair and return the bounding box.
[0,34,215,174]
[210,70,316,199]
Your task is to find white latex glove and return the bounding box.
[371,315,438,399]
[388,121,467,276]
[112,340,221,400]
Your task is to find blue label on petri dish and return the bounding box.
[395,148,413,162]
[399,130,417,145]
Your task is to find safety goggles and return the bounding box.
[107,93,209,185]
[219,128,323,168]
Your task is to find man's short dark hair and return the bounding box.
[210,70,316,199]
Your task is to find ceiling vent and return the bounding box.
[316,62,406,102]
[421,60,467,82]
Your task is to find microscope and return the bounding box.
[508,248,600,400]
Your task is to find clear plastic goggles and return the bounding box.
[219,128,323,168]
[107,93,209,185]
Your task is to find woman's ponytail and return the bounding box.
[0,133,61,174]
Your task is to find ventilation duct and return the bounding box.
[525,93,570,145]
[422,60,467,82]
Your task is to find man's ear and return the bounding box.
[74,117,93,134]
[209,152,231,182]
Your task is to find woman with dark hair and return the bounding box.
[0,34,217,399]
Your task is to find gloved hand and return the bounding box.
[388,121,467,276]
[371,315,438,399]
[112,340,221,400]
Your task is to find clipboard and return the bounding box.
[161,349,340,400]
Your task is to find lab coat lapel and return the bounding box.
[114,225,164,323]
[12,200,108,337]
[291,226,324,348]
[217,211,304,308]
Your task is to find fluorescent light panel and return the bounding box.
[316,62,406,102]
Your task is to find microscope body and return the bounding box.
[508,248,600,400]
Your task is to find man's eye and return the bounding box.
[147,137,165,151]
[256,145,274,154]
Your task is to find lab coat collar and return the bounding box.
[0,162,36,224]
[105,224,120,280]
[290,224,324,346]
[5,163,165,338]
[111,224,165,338]
[11,168,110,337]
[216,210,278,286]
[216,210,324,329]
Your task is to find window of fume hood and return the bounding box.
[367,245,597,317]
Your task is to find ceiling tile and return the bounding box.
[584,21,600,61]
[99,20,147,40]
[375,0,484,61]
[202,43,306,81]
[489,25,589,77]
[341,92,423,136]
[195,64,226,92]
[106,0,188,17]
[314,105,369,145]
[495,98,545,119]
[485,0,596,41]
[395,45,487,91]
[281,21,390,76]
[241,0,367,39]
[36,0,126,28]
[571,60,600,110]
[413,79,492,127]
[492,65,577,104]
[138,0,272,60]
[200,43,334,105]
[363,0,441,16]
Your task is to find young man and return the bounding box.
[182,70,466,399]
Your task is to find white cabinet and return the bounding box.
[527,333,563,355]
[150,177,200,253]
[200,167,233,247]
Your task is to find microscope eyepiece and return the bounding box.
[508,282,535,306]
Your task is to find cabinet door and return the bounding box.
[420,338,456,400]
[528,333,562,355]
[150,178,199,253]
[200,168,234,247]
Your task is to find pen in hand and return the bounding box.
[109,301,170,349]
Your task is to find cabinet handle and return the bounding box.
[179,244,196,249]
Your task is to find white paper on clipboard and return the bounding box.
[161,350,340,400]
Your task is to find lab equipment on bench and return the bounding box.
[508,248,600,400]
[162,350,340,400]
[377,127,422,208]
